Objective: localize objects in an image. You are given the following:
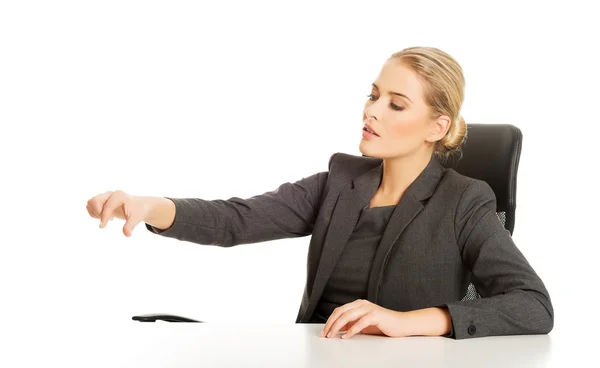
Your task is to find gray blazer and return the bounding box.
[147,152,554,339]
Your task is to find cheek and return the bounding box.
[388,115,425,140]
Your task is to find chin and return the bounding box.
[359,144,380,159]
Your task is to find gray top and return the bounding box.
[312,203,396,323]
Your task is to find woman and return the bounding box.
[86,46,553,340]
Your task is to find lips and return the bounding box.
[363,123,380,137]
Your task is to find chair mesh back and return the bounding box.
[496,211,507,227]
[462,283,480,301]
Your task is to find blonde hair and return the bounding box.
[389,47,467,158]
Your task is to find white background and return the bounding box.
[1,0,598,366]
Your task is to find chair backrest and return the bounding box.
[440,124,523,236]
[443,124,523,301]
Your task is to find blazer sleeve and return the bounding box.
[444,180,554,339]
[144,154,336,247]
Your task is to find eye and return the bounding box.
[390,103,404,111]
[367,93,378,101]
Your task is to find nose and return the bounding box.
[364,98,384,121]
[364,114,376,122]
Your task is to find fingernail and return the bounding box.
[341,334,347,339]
[327,332,331,338]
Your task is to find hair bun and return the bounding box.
[439,115,467,155]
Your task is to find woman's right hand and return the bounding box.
[86,190,151,237]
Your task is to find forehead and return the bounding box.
[374,59,424,99]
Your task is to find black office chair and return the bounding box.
[132,123,523,322]
[439,123,522,236]
[440,124,522,300]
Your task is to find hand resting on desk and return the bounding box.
[320,299,452,339]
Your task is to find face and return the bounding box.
[359,58,450,159]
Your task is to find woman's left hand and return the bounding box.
[320,299,408,339]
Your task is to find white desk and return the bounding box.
[107,323,563,367]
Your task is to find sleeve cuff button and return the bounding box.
[467,325,477,335]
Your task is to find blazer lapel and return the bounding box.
[306,162,383,315]
[301,155,445,321]
[367,156,446,302]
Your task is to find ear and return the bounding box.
[426,115,451,143]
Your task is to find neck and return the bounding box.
[378,151,433,200]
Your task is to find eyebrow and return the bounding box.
[372,83,412,103]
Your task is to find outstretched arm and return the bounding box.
[145,154,337,247]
